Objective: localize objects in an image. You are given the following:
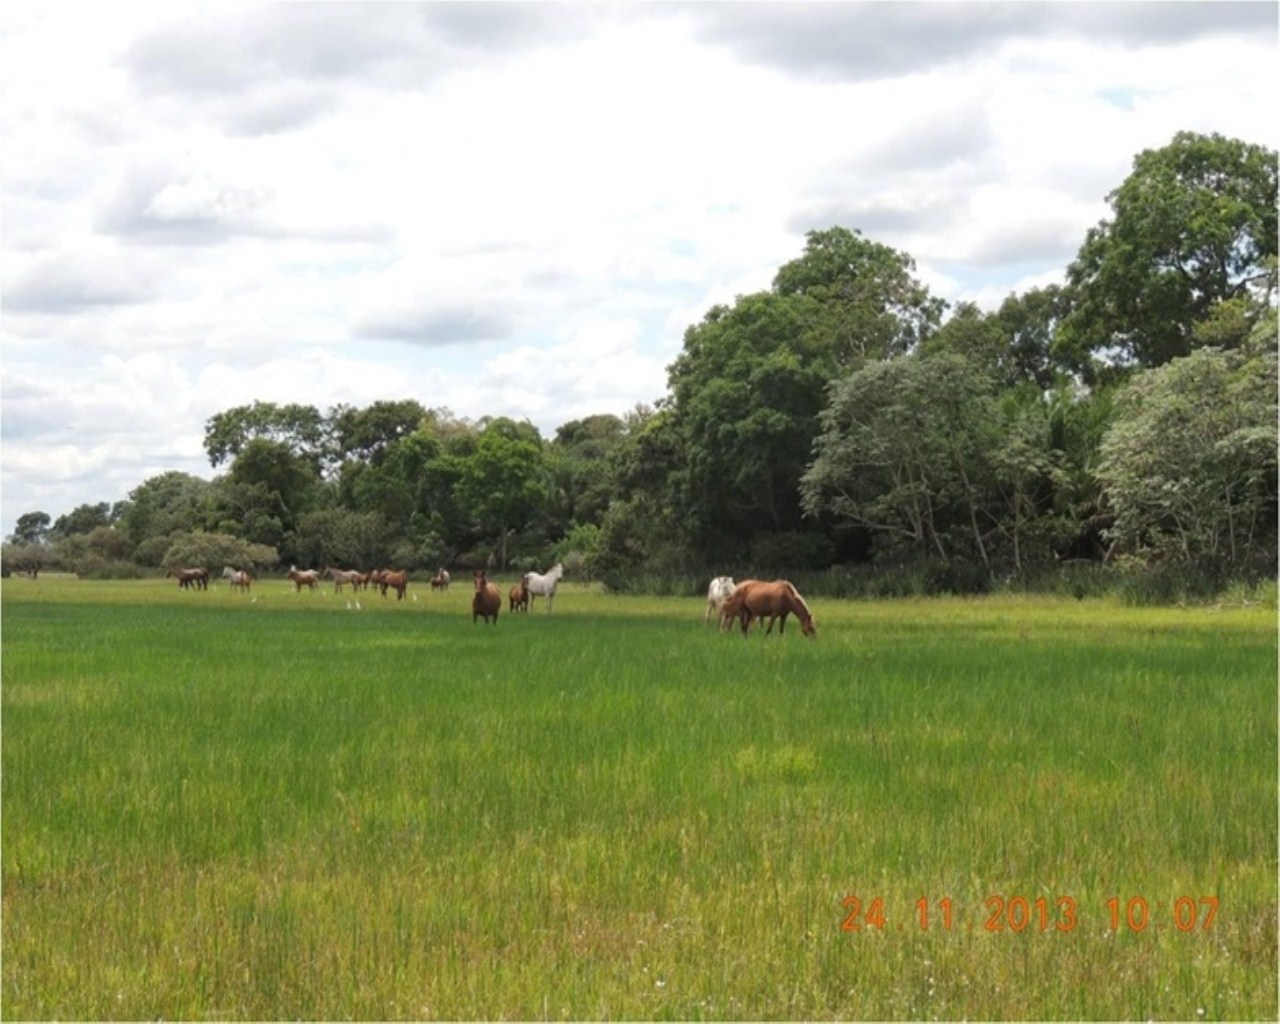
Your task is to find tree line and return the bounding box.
[6,132,1276,600]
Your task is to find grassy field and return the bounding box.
[2,576,1275,1020]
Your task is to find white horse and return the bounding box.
[523,563,564,612]
[705,575,736,628]
[222,565,251,593]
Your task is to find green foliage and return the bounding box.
[772,226,945,364]
[0,541,47,578]
[291,508,393,569]
[328,399,429,463]
[451,418,551,568]
[9,510,51,545]
[802,350,1002,567]
[116,472,212,549]
[52,526,134,577]
[159,531,278,573]
[1097,345,1277,572]
[1058,131,1278,376]
[203,400,329,472]
[50,502,113,539]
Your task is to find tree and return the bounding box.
[1,542,47,578]
[550,414,627,530]
[50,502,112,539]
[204,401,328,473]
[226,439,321,529]
[292,508,394,569]
[116,472,212,554]
[159,532,278,574]
[773,226,945,365]
[9,511,51,545]
[1057,132,1278,376]
[451,418,550,568]
[329,400,429,464]
[667,227,945,562]
[990,286,1068,390]
[801,350,1002,569]
[1096,342,1277,572]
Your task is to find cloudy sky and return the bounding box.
[2,2,1276,537]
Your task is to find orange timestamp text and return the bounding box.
[840,894,1219,933]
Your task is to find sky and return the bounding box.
[2,1,1277,538]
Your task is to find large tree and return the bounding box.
[1057,131,1277,376]
[667,227,945,561]
[204,401,329,474]
[450,418,551,568]
[116,472,212,553]
[1096,334,1277,572]
[801,350,1002,569]
[8,511,51,545]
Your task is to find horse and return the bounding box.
[288,567,320,592]
[472,569,501,625]
[168,567,208,590]
[721,579,816,638]
[223,566,252,593]
[351,571,372,591]
[704,575,737,628]
[324,567,362,592]
[509,576,530,613]
[524,563,564,612]
[430,568,451,591]
[378,569,409,600]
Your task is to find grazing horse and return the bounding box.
[351,571,372,591]
[721,579,816,638]
[168,567,208,590]
[472,569,501,625]
[324,567,362,592]
[378,569,409,600]
[430,568,451,591]
[222,566,252,593]
[288,567,321,592]
[704,575,737,628]
[509,576,530,613]
[523,563,564,612]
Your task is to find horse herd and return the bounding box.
[163,563,815,636]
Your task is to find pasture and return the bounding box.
[2,577,1275,1020]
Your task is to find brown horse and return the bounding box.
[721,579,816,637]
[378,569,409,600]
[167,567,209,590]
[430,568,451,591]
[508,576,530,613]
[288,567,320,591]
[473,569,501,624]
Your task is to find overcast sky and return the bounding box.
[2,2,1277,537]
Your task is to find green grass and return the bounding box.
[2,577,1275,1019]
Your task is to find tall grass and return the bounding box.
[2,578,1275,1019]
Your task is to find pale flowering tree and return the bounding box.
[1096,337,1277,570]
